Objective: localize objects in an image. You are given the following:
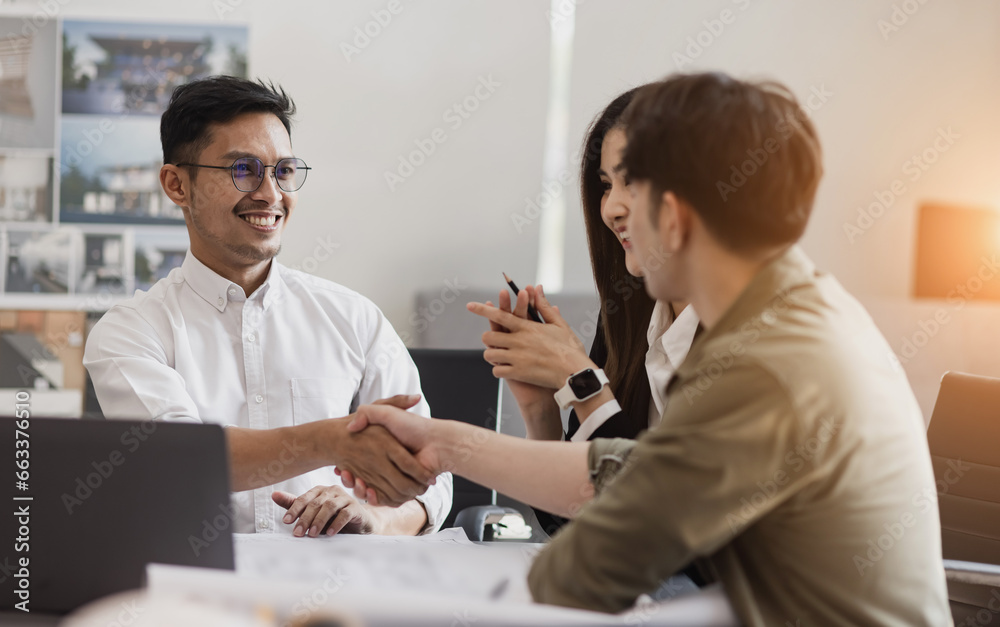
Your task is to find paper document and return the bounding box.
[137,529,738,626]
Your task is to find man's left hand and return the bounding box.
[273,486,380,536]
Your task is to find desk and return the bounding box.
[58,529,737,626]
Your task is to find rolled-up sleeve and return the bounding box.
[528,363,813,612]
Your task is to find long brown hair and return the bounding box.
[580,87,656,435]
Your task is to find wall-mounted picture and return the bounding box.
[62,19,248,116]
[60,115,183,224]
[134,229,188,292]
[4,228,78,294]
[0,17,58,149]
[3,227,128,296]
[79,231,128,296]
[0,153,53,222]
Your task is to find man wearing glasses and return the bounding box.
[84,76,451,537]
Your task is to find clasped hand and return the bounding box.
[467,284,594,390]
[328,394,438,508]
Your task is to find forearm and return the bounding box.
[370,500,428,536]
[520,398,564,441]
[226,419,342,492]
[436,421,593,517]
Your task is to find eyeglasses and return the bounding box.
[176,157,311,193]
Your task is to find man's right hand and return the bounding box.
[340,404,450,505]
[326,395,438,507]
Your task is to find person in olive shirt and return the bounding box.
[341,73,951,626]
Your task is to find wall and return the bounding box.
[2,0,997,418]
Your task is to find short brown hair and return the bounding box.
[621,73,823,253]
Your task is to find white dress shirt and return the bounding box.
[570,302,700,442]
[645,301,700,427]
[84,252,452,535]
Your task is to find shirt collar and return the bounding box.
[646,301,701,370]
[662,304,700,369]
[181,252,286,313]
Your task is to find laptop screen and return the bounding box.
[0,416,234,614]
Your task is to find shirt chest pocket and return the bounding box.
[290,378,359,424]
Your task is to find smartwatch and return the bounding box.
[554,368,609,410]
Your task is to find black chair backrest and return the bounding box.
[927,371,1000,564]
[408,348,500,529]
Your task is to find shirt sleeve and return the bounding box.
[354,305,454,534]
[83,306,202,423]
[527,362,822,613]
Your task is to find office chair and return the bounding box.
[408,348,523,540]
[926,371,1000,623]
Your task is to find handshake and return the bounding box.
[332,393,454,507]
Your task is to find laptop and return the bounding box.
[0,417,234,615]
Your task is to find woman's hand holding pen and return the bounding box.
[467,287,563,440]
[468,285,598,439]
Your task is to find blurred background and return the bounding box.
[1,0,999,423]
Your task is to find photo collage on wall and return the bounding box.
[0,16,248,300]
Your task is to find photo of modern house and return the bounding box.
[4,228,78,294]
[62,20,247,116]
[60,116,182,224]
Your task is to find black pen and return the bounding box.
[503,272,544,323]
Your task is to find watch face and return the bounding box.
[568,369,602,399]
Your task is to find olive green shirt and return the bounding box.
[528,247,951,626]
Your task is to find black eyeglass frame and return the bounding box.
[175,157,311,193]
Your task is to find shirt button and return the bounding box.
[259,519,270,529]
[229,287,238,296]
[255,394,264,403]
[217,297,224,306]
[247,333,256,342]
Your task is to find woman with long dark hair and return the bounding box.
[473,86,699,450]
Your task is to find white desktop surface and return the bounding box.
[60,529,738,626]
